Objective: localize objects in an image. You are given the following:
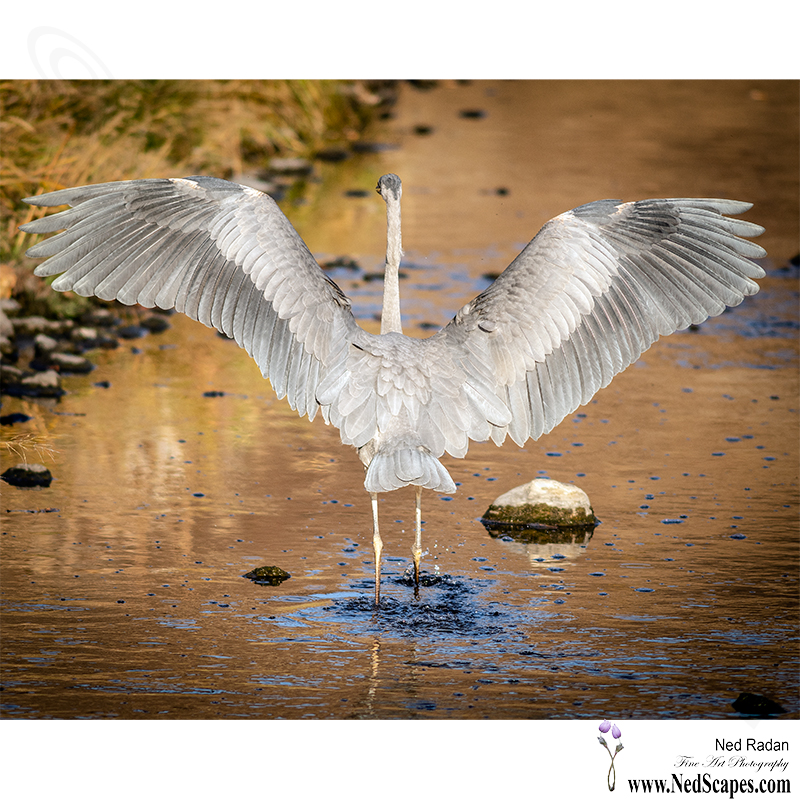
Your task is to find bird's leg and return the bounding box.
[411,486,423,600]
[371,492,382,607]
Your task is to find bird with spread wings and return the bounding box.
[21,173,766,604]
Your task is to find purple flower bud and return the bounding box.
[599,719,611,733]
[612,724,621,739]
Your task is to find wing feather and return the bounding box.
[432,197,765,446]
[22,177,360,423]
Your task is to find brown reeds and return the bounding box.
[0,79,384,314]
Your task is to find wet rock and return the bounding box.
[408,80,439,91]
[117,324,149,339]
[481,478,597,532]
[314,148,350,163]
[49,352,95,374]
[350,141,397,154]
[5,506,60,514]
[13,316,70,337]
[71,326,99,345]
[0,412,32,425]
[0,306,14,338]
[321,257,360,272]
[732,692,787,717]
[34,333,59,356]
[0,298,21,314]
[243,565,291,585]
[459,108,486,119]
[86,332,119,351]
[140,315,171,333]
[1,368,65,398]
[64,323,117,351]
[79,308,121,327]
[28,356,52,372]
[0,334,14,356]
[1,364,24,382]
[269,156,313,175]
[11,316,44,336]
[1,463,53,488]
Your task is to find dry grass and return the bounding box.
[0,79,385,314]
[1,431,57,466]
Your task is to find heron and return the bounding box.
[20,174,766,605]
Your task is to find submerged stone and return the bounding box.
[79,308,121,327]
[1,368,65,398]
[481,478,597,537]
[731,692,786,717]
[117,325,148,339]
[48,352,95,374]
[2,463,53,488]
[243,565,291,586]
[0,412,32,426]
[141,315,171,333]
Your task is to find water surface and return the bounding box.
[2,80,797,719]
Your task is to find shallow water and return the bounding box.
[2,80,798,719]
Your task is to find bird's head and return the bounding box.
[376,173,402,202]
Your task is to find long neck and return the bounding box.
[381,192,403,335]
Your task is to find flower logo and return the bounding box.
[597,719,624,791]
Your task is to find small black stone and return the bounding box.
[2,463,53,488]
[140,315,171,333]
[117,325,148,339]
[314,148,350,163]
[243,565,291,585]
[732,692,786,716]
[0,413,32,426]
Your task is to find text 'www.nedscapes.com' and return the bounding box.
[627,774,790,798]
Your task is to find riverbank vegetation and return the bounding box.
[1,79,391,317]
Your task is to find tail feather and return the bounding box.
[364,446,456,494]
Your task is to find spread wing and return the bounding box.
[431,197,766,447]
[21,176,361,423]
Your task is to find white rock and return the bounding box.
[492,478,592,514]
